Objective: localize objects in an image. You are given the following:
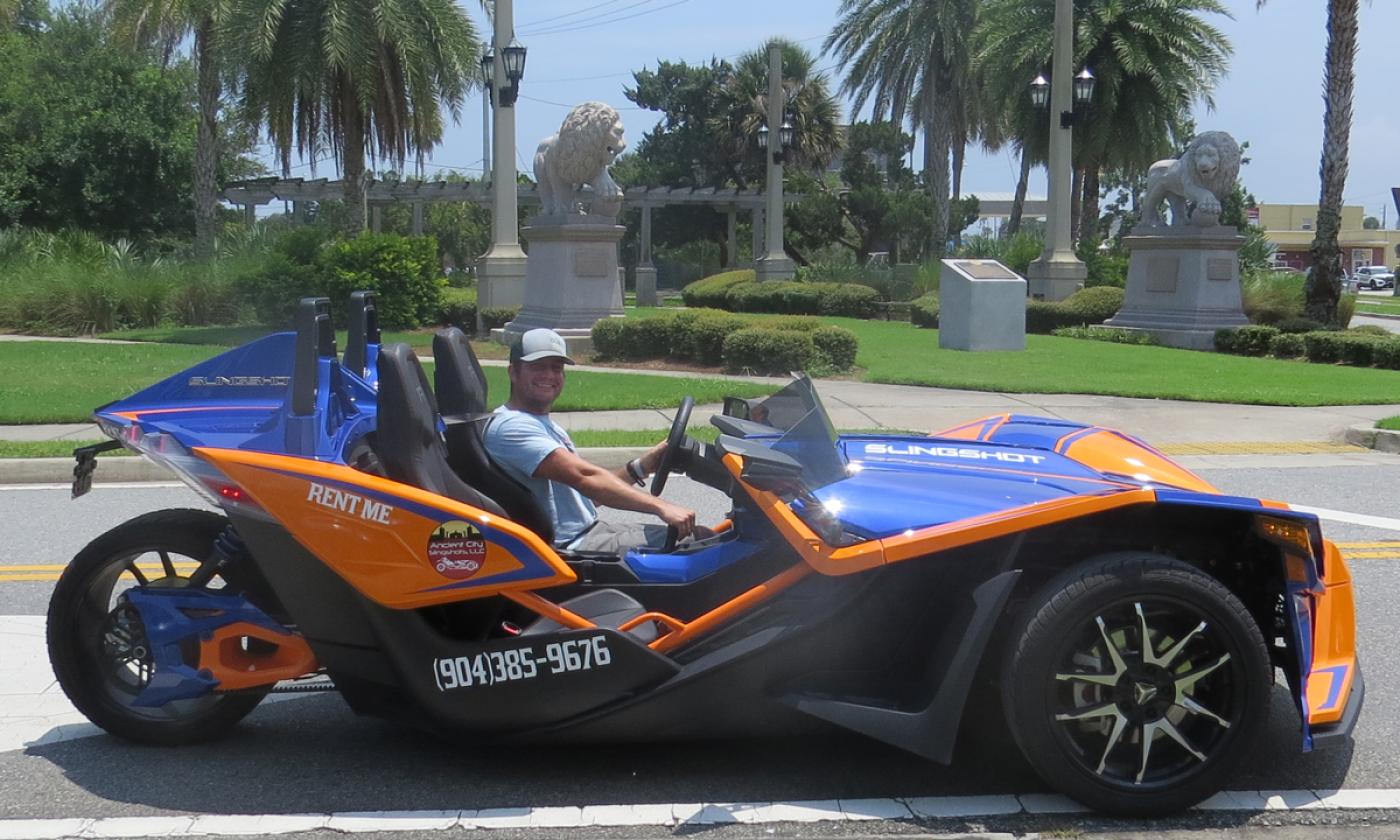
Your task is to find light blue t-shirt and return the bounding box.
[484,406,598,545]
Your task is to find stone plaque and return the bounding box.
[952,260,1020,280]
[1207,258,1233,281]
[573,251,608,277]
[1147,256,1179,293]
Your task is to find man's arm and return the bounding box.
[535,447,696,538]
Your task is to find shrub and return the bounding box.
[168,272,240,326]
[1348,324,1391,337]
[1061,286,1125,324]
[1374,340,1400,370]
[1338,293,1357,327]
[811,325,859,370]
[318,233,444,328]
[1335,333,1388,367]
[1213,328,1238,354]
[681,269,755,308]
[231,252,324,326]
[1025,300,1070,334]
[1241,270,1304,325]
[632,314,678,357]
[479,306,520,332]
[1269,333,1306,358]
[722,328,818,374]
[1302,331,1345,363]
[437,287,477,331]
[816,282,880,317]
[1051,326,1158,345]
[762,315,824,332]
[1276,317,1326,334]
[589,317,631,359]
[672,310,748,364]
[910,293,939,328]
[1219,325,1280,356]
[726,280,787,313]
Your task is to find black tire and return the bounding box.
[46,509,269,745]
[1001,553,1271,816]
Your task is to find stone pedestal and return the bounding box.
[1025,253,1087,301]
[476,250,527,335]
[756,255,796,283]
[938,259,1027,351]
[635,265,658,307]
[1104,226,1248,350]
[499,215,626,357]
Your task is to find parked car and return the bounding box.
[1354,265,1395,290]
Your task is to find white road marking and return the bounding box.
[8,792,1400,837]
[0,483,184,492]
[1291,504,1400,532]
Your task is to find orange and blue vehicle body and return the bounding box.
[70,296,1360,812]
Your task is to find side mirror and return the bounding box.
[722,396,751,420]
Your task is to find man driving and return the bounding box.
[484,328,700,553]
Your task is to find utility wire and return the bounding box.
[520,0,665,35]
[521,0,689,37]
[516,0,629,29]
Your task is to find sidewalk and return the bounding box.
[6,375,1398,446]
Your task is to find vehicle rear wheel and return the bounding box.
[47,509,269,745]
[1001,553,1270,816]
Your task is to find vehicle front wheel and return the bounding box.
[1001,553,1271,816]
[46,509,269,745]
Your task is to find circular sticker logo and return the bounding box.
[427,520,487,580]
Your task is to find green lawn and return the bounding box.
[1355,298,1400,316]
[0,342,774,424]
[1378,416,1400,431]
[627,307,1400,406]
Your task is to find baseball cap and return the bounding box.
[510,328,576,364]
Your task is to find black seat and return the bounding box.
[432,328,555,544]
[374,343,509,519]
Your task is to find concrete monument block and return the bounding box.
[634,266,658,307]
[938,259,1027,351]
[1104,226,1248,350]
[500,216,626,357]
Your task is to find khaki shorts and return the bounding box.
[565,520,670,554]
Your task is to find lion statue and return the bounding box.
[1141,131,1242,228]
[533,102,627,217]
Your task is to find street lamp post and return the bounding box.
[755,43,795,283]
[480,46,492,178]
[477,1,528,327]
[1025,0,1088,301]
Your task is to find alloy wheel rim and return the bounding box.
[1048,597,1243,788]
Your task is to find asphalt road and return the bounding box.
[2,459,1399,835]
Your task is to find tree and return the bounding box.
[0,5,258,239]
[1258,0,1361,325]
[623,40,842,265]
[227,0,479,233]
[1364,216,1380,230]
[975,0,1230,244]
[107,0,226,258]
[825,0,978,259]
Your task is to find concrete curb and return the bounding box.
[0,448,653,486]
[1344,423,1400,454]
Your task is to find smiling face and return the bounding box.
[506,357,567,414]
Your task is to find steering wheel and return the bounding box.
[650,396,694,497]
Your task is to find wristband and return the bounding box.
[626,458,647,486]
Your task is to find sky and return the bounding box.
[260,0,1400,225]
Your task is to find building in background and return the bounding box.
[1257,203,1400,273]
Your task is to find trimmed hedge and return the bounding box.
[591,311,859,373]
[910,293,939,328]
[723,328,818,374]
[479,306,519,331]
[1050,326,1158,345]
[680,271,879,318]
[681,269,755,308]
[1024,287,1127,334]
[1269,333,1306,358]
[1215,325,1279,356]
[438,287,477,331]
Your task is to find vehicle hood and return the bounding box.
[813,416,1218,539]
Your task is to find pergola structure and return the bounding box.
[221,178,803,270]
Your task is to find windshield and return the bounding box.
[747,375,848,491]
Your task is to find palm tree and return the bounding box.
[975,0,1230,244]
[107,0,226,257]
[714,38,843,184]
[1259,0,1360,325]
[226,0,479,232]
[825,0,978,258]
